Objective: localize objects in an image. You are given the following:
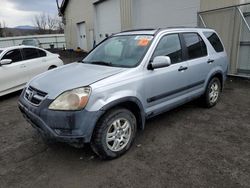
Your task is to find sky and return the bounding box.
[0,0,63,27]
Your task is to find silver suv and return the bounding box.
[19,28,228,159]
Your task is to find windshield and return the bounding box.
[83,35,153,68]
[22,40,37,45]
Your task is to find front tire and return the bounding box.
[203,77,221,108]
[91,108,137,160]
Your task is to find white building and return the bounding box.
[60,0,200,51]
[60,0,250,77]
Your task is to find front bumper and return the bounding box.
[18,89,104,143]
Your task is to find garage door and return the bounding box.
[132,0,200,28]
[95,0,121,43]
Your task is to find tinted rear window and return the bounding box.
[183,33,207,60]
[23,48,39,60]
[203,32,224,52]
[37,49,47,57]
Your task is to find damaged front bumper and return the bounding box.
[18,89,104,144]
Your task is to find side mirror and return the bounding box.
[148,56,171,70]
[0,59,12,66]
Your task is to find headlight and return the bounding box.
[49,87,91,111]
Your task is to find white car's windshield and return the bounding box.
[83,35,154,68]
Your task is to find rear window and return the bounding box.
[23,48,39,60]
[37,49,47,57]
[183,33,207,60]
[203,32,224,52]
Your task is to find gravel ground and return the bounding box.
[0,74,250,187]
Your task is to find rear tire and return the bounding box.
[91,108,137,160]
[202,77,221,108]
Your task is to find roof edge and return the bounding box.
[59,0,69,15]
[93,0,108,5]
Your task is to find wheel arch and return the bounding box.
[48,65,57,70]
[206,70,224,91]
[100,97,146,131]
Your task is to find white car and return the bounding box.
[0,46,64,96]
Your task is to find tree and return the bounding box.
[47,15,57,33]
[0,22,3,37]
[33,13,64,34]
[55,17,64,33]
[0,21,7,37]
[33,13,47,34]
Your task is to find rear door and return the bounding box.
[0,49,26,92]
[21,48,48,81]
[180,32,210,97]
[203,31,227,73]
[144,33,190,115]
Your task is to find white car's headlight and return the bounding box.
[49,87,91,111]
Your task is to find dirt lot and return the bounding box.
[0,74,250,187]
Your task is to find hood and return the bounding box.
[29,63,126,99]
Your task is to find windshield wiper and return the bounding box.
[83,60,113,66]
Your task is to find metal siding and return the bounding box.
[95,0,121,43]
[200,0,241,11]
[200,0,250,11]
[238,15,250,72]
[132,0,200,28]
[63,0,94,51]
[120,0,132,31]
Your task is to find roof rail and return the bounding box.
[120,28,163,36]
[118,27,211,36]
[121,28,156,32]
[164,26,208,29]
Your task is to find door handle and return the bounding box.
[178,66,188,72]
[207,59,215,64]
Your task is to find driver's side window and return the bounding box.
[152,34,183,64]
[2,49,22,63]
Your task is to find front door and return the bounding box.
[144,34,190,116]
[77,22,87,51]
[0,49,26,93]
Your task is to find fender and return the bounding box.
[205,68,225,90]
[100,96,146,130]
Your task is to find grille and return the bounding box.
[24,86,47,106]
